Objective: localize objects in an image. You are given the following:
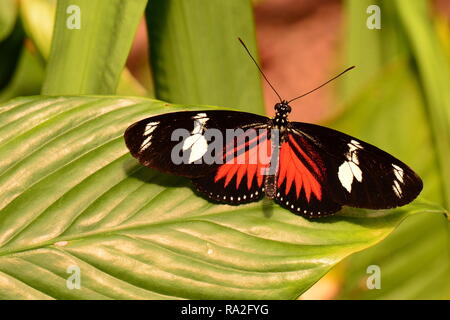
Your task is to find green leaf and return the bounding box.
[20,0,56,59]
[0,23,24,92]
[330,64,449,300]
[146,0,265,114]
[20,0,147,97]
[0,0,18,41]
[42,0,147,95]
[0,46,44,103]
[341,0,382,102]
[0,96,444,299]
[116,68,148,98]
[319,1,450,299]
[335,213,450,300]
[394,0,450,208]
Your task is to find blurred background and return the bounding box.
[0,0,449,299]
[125,0,450,122]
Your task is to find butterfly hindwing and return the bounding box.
[192,124,273,204]
[274,132,341,217]
[287,122,423,211]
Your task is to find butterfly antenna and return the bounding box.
[238,37,283,103]
[288,66,355,103]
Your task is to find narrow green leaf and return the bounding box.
[20,0,56,59]
[42,0,147,95]
[116,68,148,97]
[395,0,450,208]
[20,0,147,97]
[341,0,382,102]
[0,0,18,41]
[146,0,265,114]
[0,96,444,299]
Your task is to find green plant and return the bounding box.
[0,0,448,299]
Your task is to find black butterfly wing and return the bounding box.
[280,122,423,217]
[124,110,270,202]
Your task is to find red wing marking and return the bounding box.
[214,131,271,190]
[235,164,247,188]
[246,164,257,190]
[224,164,239,187]
[288,135,322,177]
[278,139,322,201]
[223,130,267,161]
[215,164,232,184]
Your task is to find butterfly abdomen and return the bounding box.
[264,174,277,199]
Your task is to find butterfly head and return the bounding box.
[273,100,291,129]
[275,101,292,116]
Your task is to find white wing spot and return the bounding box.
[338,161,362,192]
[144,121,159,135]
[181,116,210,164]
[193,112,208,120]
[350,140,363,149]
[140,136,153,152]
[393,164,404,183]
[338,141,364,192]
[140,122,160,151]
[182,134,208,163]
[393,180,403,198]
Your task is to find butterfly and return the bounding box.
[124,40,423,218]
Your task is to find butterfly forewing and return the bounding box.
[287,122,423,210]
[124,110,269,178]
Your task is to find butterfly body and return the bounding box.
[124,103,423,218]
[262,100,291,199]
